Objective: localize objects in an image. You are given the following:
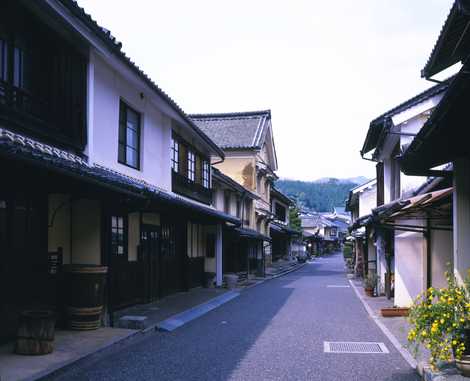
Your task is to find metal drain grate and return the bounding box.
[324,341,389,354]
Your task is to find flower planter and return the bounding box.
[224,274,238,290]
[456,329,470,377]
[457,355,470,377]
[380,307,409,317]
[364,287,374,297]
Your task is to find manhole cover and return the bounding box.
[324,341,389,354]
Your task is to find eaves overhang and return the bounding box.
[0,128,238,225]
[401,70,466,174]
[422,1,470,79]
[361,79,452,158]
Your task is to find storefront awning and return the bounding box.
[270,222,300,236]
[235,227,272,242]
[374,188,453,233]
[349,214,373,231]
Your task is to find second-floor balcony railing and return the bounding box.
[0,78,86,151]
[0,80,49,122]
[172,171,212,205]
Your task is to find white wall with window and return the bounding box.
[89,52,172,190]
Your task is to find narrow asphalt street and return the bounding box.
[49,253,419,381]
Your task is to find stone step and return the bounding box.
[117,315,149,330]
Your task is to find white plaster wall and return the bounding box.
[383,158,393,204]
[376,234,388,295]
[71,199,101,265]
[359,186,377,217]
[205,225,216,273]
[90,53,172,190]
[399,117,428,197]
[453,158,470,283]
[48,194,72,264]
[128,212,140,262]
[367,230,377,273]
[213,188,224,211]
[394,229,425,307]
[430,226,453,290]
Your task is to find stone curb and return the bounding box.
[156,291,240,332]
[33,329,145,381]
[348,279,418,370]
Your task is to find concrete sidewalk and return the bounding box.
[0,328,137,381]
[115,287,231,331]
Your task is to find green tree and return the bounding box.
[289,205,302,231]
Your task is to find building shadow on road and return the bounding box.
[47,281,297,381]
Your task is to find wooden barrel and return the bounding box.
[64,265,107,331]
[15,310,56,355]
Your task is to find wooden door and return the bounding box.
[141,225,160,302]
[0,194,47,342]
[160,221,184,297]
[110,215,143,309]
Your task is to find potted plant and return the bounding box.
[345,258,354,279]
[364,273,377,297]
[224,273,238,290]
[407,271,470,375]
[380,306,409,317]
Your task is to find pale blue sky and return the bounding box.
[77,0,453,181]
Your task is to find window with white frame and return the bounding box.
[202,160,210,188]
[118,101,140,169]
[187,150,195,181]
[111,216,126,257]
[171,137,179,172]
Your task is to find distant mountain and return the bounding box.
[276,177,366,212]
[315,176,370,185]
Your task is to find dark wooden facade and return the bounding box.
[171,133,212,205]
[0,1,87,152]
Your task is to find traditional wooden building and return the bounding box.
[190,110,278,272]
[346,179,377,277]
[211,167,263,277]
[401,0,470,285]
[270,187,298,261]
[0,0,238,341]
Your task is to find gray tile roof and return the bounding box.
[0,128,239,224]
[361,78,452,156]
[189,110,271,149]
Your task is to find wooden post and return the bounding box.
[215,223,223,287]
